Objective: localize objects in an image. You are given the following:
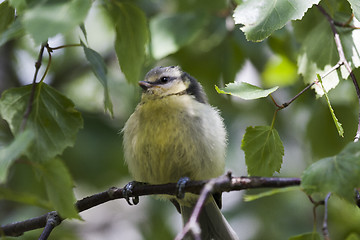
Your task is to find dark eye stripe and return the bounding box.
[155,76,175,85]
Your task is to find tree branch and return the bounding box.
[175,178,219,240]
[38,212,62,240]
[271,61,344,110]
[322,193,332,240]
[317,5,360,142]
[0,174,301,238]
[271,6,360,140]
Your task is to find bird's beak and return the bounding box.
[138,81,152,91]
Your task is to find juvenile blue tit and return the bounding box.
[123,66,238,240]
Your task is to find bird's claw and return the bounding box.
[176,177,190,199]
[122,181,140,205]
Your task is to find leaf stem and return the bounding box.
[49,43,82,51]
[271,61,343,111]
[39,45,53,83]
[307,195,325,234]
[333,14,360,29]
[19,42,47,132]
[18,42,82,133]
[270,109,278,129]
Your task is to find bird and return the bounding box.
[122,66,238,240]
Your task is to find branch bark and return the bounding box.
[322,193,332,240]
[0,174,301,238]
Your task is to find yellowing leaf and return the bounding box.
[317,74,344,137]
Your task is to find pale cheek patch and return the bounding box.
[166,81,188,94]
[147,81,188,97]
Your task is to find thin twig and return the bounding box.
[0,175,301,237]
[17,42,82,133]
[38,212,62,240]
[271,61,343,110]
[307,195,325,232]
[39,46,53,83]
[19,43,47,132]
[317,5,360,142]
[322,193,332,240]
[49,43,82,51]
[356,189,360,208]
[271,7,359,113]
[175,178,219,240]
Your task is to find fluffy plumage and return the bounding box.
[122,66,238,240]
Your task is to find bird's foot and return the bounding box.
[176,177,190,199]
[122,181,144,205]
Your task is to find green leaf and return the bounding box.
[0,185,52,209]
[288,232,321,240]
[0,16,24,47]
[294,7,360,95]
[150,12,208,59]
[233,0,320,41]
[0,1,15,35]
[296,17,341,94]
[215,82,278,100]
[0,129,34,183]
[244,186,299,201]
[35,158,79,219]
[22,0,92,44]
[241,126,284,176]
[0,82,83,162]
[317,74,344,137]
[82,43,113,117]
[348,0,360,21]
[108,2,148,84]
[301,142,360,202]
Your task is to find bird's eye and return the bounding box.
[160,77,169,83]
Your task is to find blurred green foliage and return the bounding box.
[0,0,360,239]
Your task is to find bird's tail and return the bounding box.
[181,198,239,240]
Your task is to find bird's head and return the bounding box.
[139,66,208,104]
